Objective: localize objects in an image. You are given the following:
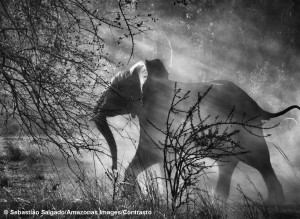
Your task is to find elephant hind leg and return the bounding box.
[252,160,285,205]
[241,138,285,205]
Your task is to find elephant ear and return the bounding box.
[110,60,148,93]
[129,60,148,91]
[111,61,148,108]
[145,59,169,79]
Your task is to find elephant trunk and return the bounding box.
[94,114,118,170]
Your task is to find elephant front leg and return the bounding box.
[122,155,145,197]
[123,155,143,186]
[123,143,160,196]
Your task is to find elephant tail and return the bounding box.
[262,105,300,120]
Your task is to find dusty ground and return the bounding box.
[1,133,300,218]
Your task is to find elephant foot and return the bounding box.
[265,193,286,206]
[214,186,230,203]
[121,181,141,199]
[121,172,138,198]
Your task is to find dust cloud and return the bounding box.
[92,2,300,203]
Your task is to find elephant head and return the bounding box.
[93,59,168,170]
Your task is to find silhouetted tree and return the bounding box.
[0,0,152,157]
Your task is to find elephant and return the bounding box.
[93,59,300,204]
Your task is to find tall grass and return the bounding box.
[0,142,299,218]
